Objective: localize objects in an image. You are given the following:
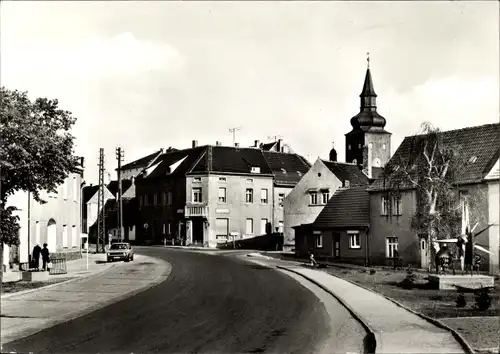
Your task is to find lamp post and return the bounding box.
[80,180,88,270]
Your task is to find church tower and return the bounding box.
[345,55,391,169]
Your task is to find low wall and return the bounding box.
[217,233,284,251]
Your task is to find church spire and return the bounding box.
[360,52,377,111]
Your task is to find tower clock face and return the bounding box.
[373,158,381,167]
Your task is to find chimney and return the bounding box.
[192,140,198,148]
[362,143,373,179]
[254,140,260,148]
[216,141,222,146]
[277,139,283,152]
[235,143,240,147]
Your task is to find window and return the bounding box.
[62,225,68,248]
[260,219,268,234]
[314,231,323,248]
[260,189,268,204]
[278,193,285,207]
[381,196,390,215]
[72,225,77,247]
[344,180,350,188]
[386,237,399,258]
[144,194,149,205]
[153,193,158,205]
[392,195,402,216]
[358,144,362,149]
[348,144,351,150]
[321,191,329,204]
[35,221,40,245]
[219,177,227,182]
[278,221,284,233]
[251,167,261,173]
[216,218,229,241]
[310,192,318,205]
[167,191,172,205]
[167,222,171,235]
[348,231,361,249]
[246,178,253,183]
[162,223,166,234]
[73,177,78,201]
[383,143,387,150]
[162,192,167,205]
[62,180,68,200]
[245,188,253,203]
[139,195,143,208]
[218,187,227,203]
[246,218,254,234]
[193,177,202,183]
[192,188,202,203]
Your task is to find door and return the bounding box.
[333,233,340,259]
[192,218,204,244]
[420,238,428,269]
[47,219,57,252]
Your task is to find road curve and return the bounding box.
[3,248,361,353]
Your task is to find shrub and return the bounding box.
[399,266,417,289]
[360,268,367,273]
[474,291,492,310]
[369,269,376,275]
[455,294,467,308]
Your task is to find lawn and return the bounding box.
[1,278,74,295]
[319,265,499,352]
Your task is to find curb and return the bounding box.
[276,266,380,354]
[1,262,118,300]
[1,255,172,346]
[315,267,475,354]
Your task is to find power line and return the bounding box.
[115,147,124,242]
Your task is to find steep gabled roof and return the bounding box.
[141,147,206,180]
[261,142,278,151]
[262,151,311,186]
[322,161,369,186]
[107,179,133,198]
[82,185,99,204]
[370,166,385,180]
[312,186,370,229]
[118,149,163,171]
[368,123,500,192]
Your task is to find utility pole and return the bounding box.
[97,148,106,253]
[115,147,124,242]
[229,126,242,146]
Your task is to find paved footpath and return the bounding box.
[1,254,171,346]
[278,264,465,354]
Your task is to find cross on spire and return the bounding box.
[367,52,370,69]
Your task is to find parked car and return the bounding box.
[107,242,134,262]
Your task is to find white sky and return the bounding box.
[1,1,498,185]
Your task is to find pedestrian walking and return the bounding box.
[32,244,42,271]
[41,243,50,271]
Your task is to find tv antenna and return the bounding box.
[268,134,283,142]
[229,126,242,146]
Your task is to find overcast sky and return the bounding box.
[2,1,498,185]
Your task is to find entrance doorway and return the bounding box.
[192,218,204,245]
[333,233,340,259]
[47,219,57,252]
[420,238,428,269]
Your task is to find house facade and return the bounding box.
[367,123,500,274]
[2,160,85,270]
[294,186,370,265]
[135,141,310,248]
[284,158,368,250]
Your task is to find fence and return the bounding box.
[49,258,68,275]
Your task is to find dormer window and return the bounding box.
[469,156,478,163]
[281,168,287,174]
[344,180,350,188]
[193,177,202,183]
[251,166,261,173]
[310,191,318,205]
[297,171,302,177]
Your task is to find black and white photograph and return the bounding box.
[0,1,499,353]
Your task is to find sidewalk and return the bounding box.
[278,265,465,354]
[1,254,171,345]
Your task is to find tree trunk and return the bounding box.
[0,242,4,284]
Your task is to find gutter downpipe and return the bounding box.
[365,226,370,267]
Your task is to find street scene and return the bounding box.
[1,1,499,353]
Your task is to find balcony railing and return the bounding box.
[185,203,208,217]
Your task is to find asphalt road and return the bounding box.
[3,248,365,353]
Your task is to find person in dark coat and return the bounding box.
[41,243,50,271]
[32,244,42,271]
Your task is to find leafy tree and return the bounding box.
[381,122,487,272]
[0,87,78,279]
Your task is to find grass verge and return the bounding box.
[1,277,74,295]
[319,266,499,353]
